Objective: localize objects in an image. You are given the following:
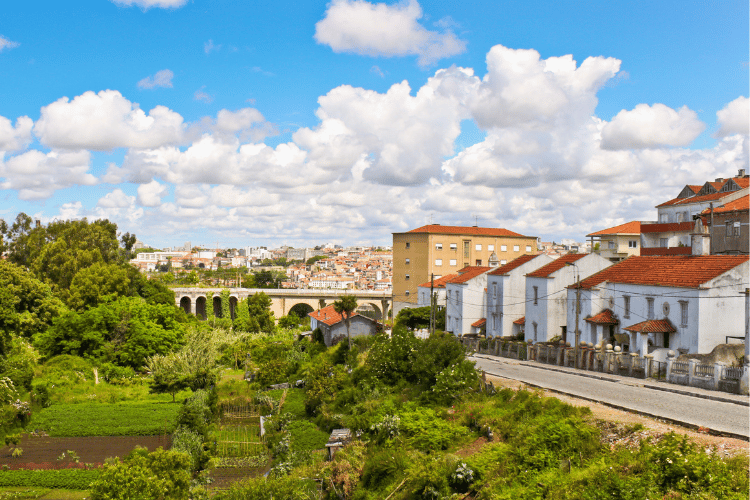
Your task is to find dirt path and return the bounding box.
[485,374,749,458]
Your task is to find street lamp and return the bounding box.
[565,262,581,368]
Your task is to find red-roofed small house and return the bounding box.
[525,253,612,344]
[697,194,749,255]
[587,221,650,262]
[565,255,748,355]
[309,305,379,347]
[416,274,459,308]
[485,254,554,338]
[445,266,492,336]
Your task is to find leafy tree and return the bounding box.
[233,297,255,332]
[220,289,231,320]
[248,292,275,333]
[395,306,445,332]
[0,260,66,352]
[333,295,357,349]
[305,255,327,266]
[278,313,300,329]
[90,447,191,500]
[254,270,283,288]
[67,262,133,311]
[35,296,186,368]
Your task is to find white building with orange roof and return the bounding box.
[565,255,749,355]
[308,304,379,347]
[416,273,459,308]
[524,253,612,344]
[587,221,651,262]
[485,254,554,338]
[444,266,493,336]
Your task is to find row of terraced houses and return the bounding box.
[394,170,749,358]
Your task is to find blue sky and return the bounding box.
[1,0,747,248]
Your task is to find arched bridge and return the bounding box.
[172,287,392,322]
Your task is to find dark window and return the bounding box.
[533,286,538,305]
[647,297,655,319]
[624,296,630,318]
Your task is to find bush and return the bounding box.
[171,425,206,472]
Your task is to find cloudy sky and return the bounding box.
[1,1,748,248]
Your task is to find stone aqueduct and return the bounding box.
[172,287,392,322]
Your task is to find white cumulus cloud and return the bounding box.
[715,96,749,137]
[137,69,174,90]
[110,0,187,9]
[0,36,20,52]
[0,116,33,152]
[137,179,168,207]
[600,103,705,150]
[314,0,466,66]
[0,149,96,200]
[34,90,185,150]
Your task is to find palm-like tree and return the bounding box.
[333,294,358,349]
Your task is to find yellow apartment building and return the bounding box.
[392,225,538,314]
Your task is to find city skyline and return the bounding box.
[0,0,747,247]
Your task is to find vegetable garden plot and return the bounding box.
[29,403,180,437]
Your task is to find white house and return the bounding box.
[525,253,612,344]
[308,305,379,347]
[565,255,749,355]
[485,254,554,338]
[445,267,492,336]
[417,274,459,308]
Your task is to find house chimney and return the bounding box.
[739,168,746,177]
[715,178,724,183]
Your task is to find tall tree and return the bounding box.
[333,295,357,349]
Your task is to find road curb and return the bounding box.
[482,369,750,442]
[472,354,750,408]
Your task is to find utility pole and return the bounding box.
[575,276,581,368]
[430,273,435,336]
[744,288,749,361]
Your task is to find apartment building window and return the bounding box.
[629,240,637,248]
[449,259,457,266]
[513,245,520,252]
[726,221,732,237]
[734,222,741,236]
[501,245,507,252]
[660,213,668,223]
[405,290,410,296]
[463,241,470,258]
[435,259,442,266]
[492,283,497,300]
[608,241,616,249]
[500,260,506,265]
[488,245,494,251]
[450,243,457,250]
[405,258,410,264]
[533,286,538,305]
[475,244,482,251]
[623,296,630,318]
[435,243,443,250]
[405,274,410,280]
[679,301,688,327]
[475,259,482,265]
[659,238,668,248]
[406,242,410,249]
[526,245,531,252]
[647,297,655,319]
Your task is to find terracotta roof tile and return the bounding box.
[585,309,619,325]
[587,221,642,237]
[735,177,750,188]
[513,316,525,325]
[526,253,586,278]
[417,274,459,288]
[487,254,538,275]
[449,266,492,284]
[573,255,748,290]
[640,222,694,233]
[403,225,529,238]
[309,304,364,326]
[657,191,736,207]
[471,318,486,328]
[623,319,677,334]
[699,195,749,215]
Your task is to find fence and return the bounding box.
[464,338,747,395]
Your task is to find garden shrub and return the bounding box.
[361,447,409,490]
[397,406,470,452]
[213,474,319,500]
[171,425,206,472]
[177,389,216,438]
[287,420,328,452]
[0,469,100,489]
[431,360,480,404]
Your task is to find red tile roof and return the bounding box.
[309,304,365,326]
[487,254,538,276]
[585,309,619,325]
[657,191,735,207]
[513,316,525,325]
[573,255,748,290]
[404,225,528,238]
[623,319,676,334]
[587,221,642,237]
[526,253,586,278]
[449,266,492,284]
[640,247,692,256]
[417,274,459,288]
[471,318,486,328]
[735,177,750,189]
[640,222,694,233]
[699,195,749,215]
[687,185,702,194]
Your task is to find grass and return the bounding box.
[29,402,181,437]
[0,488,89,500]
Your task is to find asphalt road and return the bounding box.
[470,355,750,439]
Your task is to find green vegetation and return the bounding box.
[29,402,180,437]
[0,470,100,490]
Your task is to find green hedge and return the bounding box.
[0,469,100,489]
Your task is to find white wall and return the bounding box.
[446,273,488,335]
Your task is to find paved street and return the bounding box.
[470,355,750,439]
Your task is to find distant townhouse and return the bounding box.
[444,267,492,336]
[308,305,379,347]
[565,255,749,355]
[485,254,554,339]
[641,169,749,256]
[524,253,612,344]
[417,274,459,308]
[392,225,538,315]
[587,221,650,262]
[697,195,749,255]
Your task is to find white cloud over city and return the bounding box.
[0,44,747,245]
